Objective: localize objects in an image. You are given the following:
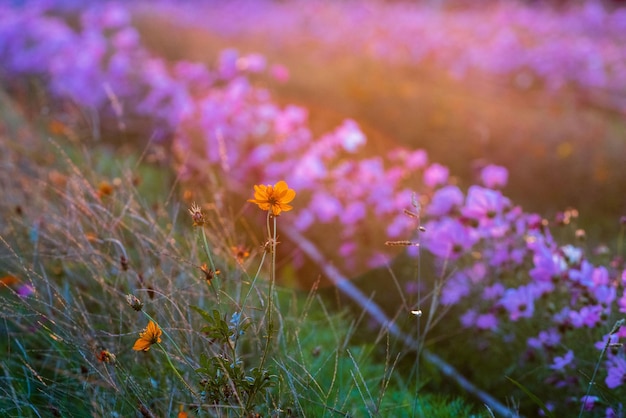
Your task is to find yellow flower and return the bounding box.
[248,180,296,216]
[132,320,162,351]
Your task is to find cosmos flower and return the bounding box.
[248,180,295,216]
[480,164,508,188]
[132,320,162,351]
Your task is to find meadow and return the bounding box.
[1,1,626,417]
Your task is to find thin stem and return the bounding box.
[142,312,195,375]
[412,209,423,417]
[239,250,268,314]
[200,227,216,273]
[157,343,198,397]
[245,212,277,412]
[200,227,219,299]
[138,314,198,397]
[579,319,625,418]
[258,213,277,371]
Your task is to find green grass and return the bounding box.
[0,97,485,417]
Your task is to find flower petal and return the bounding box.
[133,338,151,351]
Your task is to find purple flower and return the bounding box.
[218,48,239,79]
[483,283,505,300]
[274,105,308,137]
[426,185,464,217]
[441,271,470,306]
[335,119,366,152]
[406,149,428,169]
[293,209,315,231]
[527,328,561,349]
[605,355,626,389]
[339,202,366,225]
[339,242,356,258]
[423,163,449,188]
[606,407,618,418]
[619,291,626,314]
[580,395,599,412]
[388,149,428,170]
[529,241,567,283]
[386,215,412,238]
[17,284,34,298]
[594,284,616,306]
[475,313,498,331]
[480,164,508,188]
[569,305,602,328]
[461,185,510,223]
[561,245,583,266]
[422,218,478,259]
[460,309,477,328]
[550,350,574,371]
[309,192,342,223]
[499,285,535,321]
[237,53,266,73]
[367,252,390,268]
[270,64,289,82]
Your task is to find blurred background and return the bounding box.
[133,0,626,243]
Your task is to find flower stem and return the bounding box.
[157,343,198,397]
[259,214,276,369]
[199,227,219,299]
[578,319,624,418]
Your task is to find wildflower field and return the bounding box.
[1,1,626,417]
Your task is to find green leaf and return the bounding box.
[190,305,214,324]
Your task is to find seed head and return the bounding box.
[126,294,144,311]
[188,202,205,227]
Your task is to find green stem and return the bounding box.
[579,319,624,418]
[157,343,198,397]
[200,226,216,272]
[200,227,219,299]
[142,312,196,377]
[246,213,277,412]
[258,213,276,371]
[239,250,268,315]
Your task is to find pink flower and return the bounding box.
[335,119,365,152]
[423,218,478,259]
[480,164,508,188]
[568,305,602,328]
[270,64,289,82]
[426,185,464,217]
[462,185,510,223]
[423,163,449,188]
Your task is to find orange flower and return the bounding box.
[0,275,19,287]
[132,320,162,351]
[200,263,220,285]
[231,245,250,264]
[97,180,114,198]
[248,180,295,216]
